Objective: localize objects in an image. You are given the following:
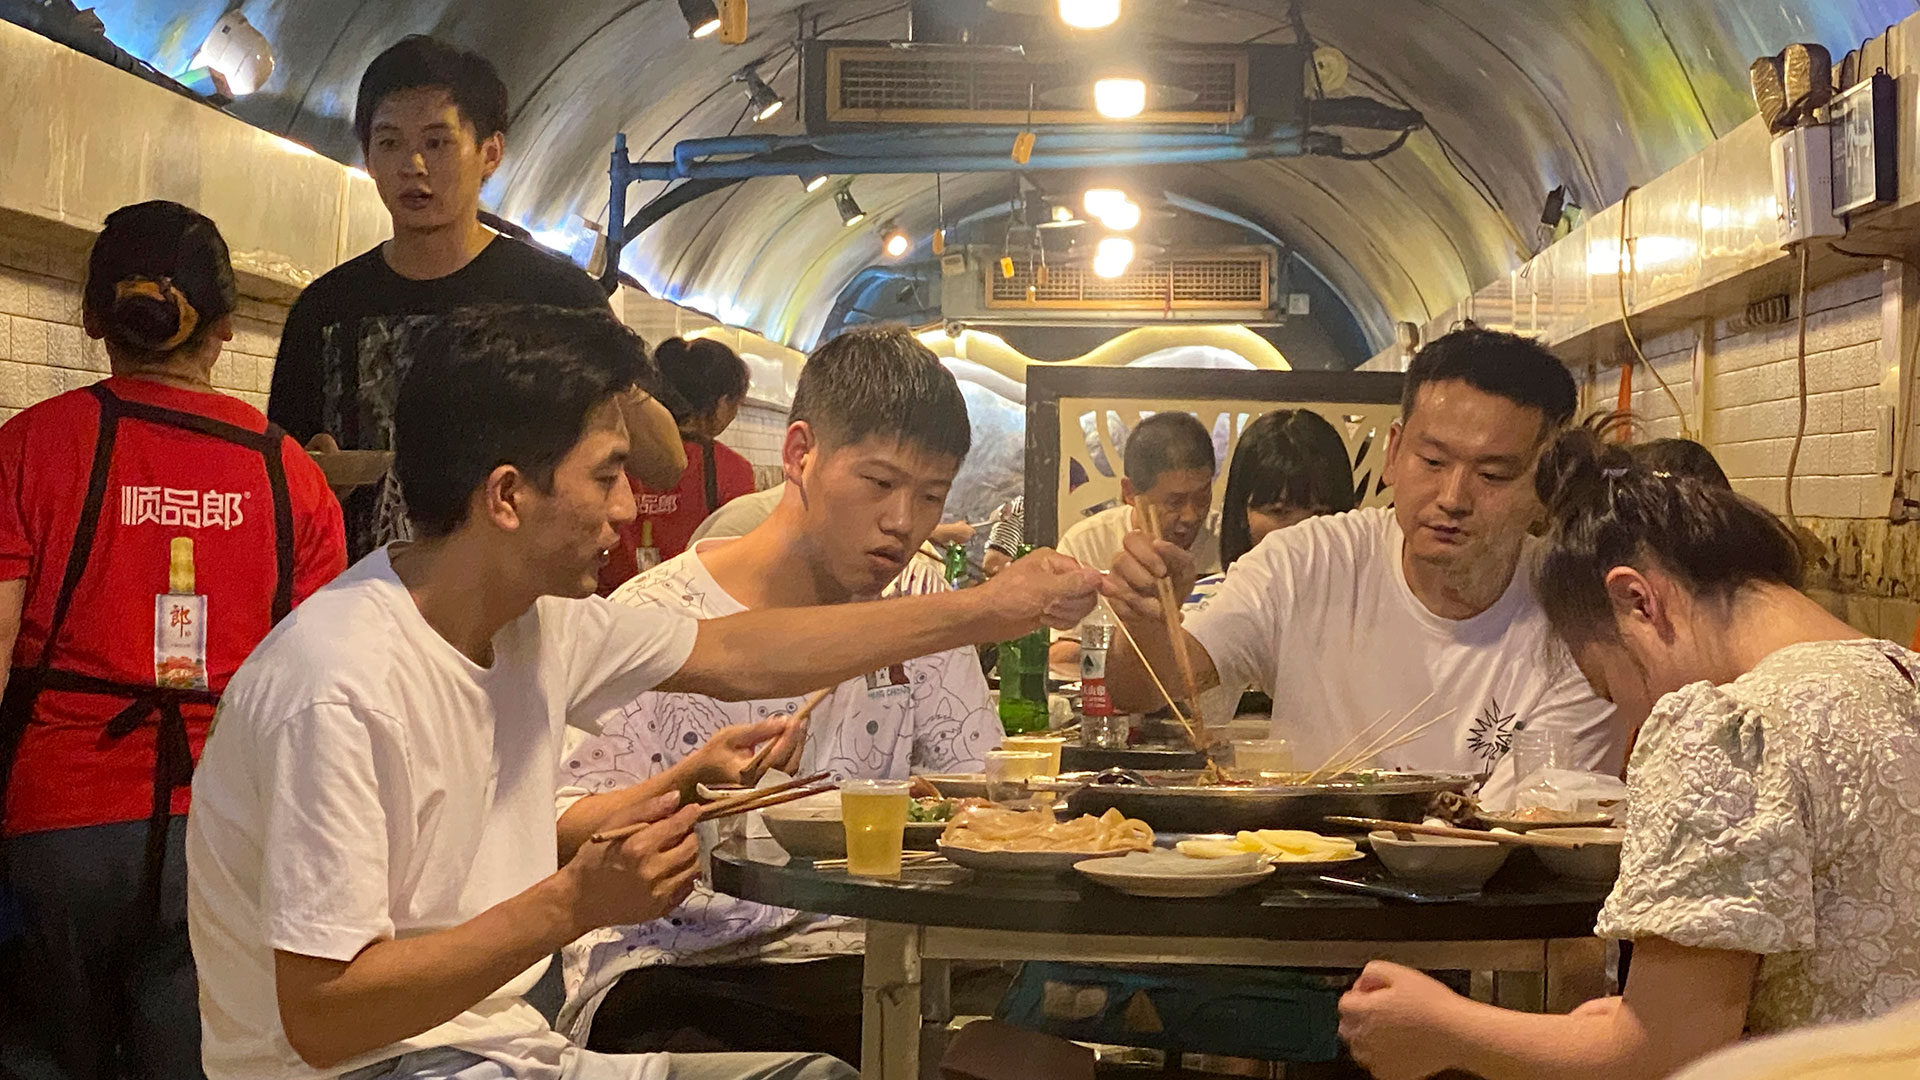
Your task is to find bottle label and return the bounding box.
[1081,646,1112,717]
[155,592,208,690]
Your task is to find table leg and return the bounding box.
[863,922,923,1080]
[1545,937,1609,1013]
[1491,941,1546,1014]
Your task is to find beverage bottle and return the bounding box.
[635,518,661,574]
[997,544,1051,735]
[1077,607,1127,747]
[944,540,968,588]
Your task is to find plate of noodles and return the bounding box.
[938,805,1154,873]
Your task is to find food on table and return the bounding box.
[1500,805,1596,823]
[1176,829,1359,863]
[940,805,1154,853]
[908,798,959,823]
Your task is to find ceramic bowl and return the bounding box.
[1529,827,1626,882]
[1368,830,1512,890]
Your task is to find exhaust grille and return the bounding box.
[987,251,1272,311]
[826,46,1246,124]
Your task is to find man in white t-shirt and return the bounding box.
[1102,328,1619,800]
[1051,411,1222,673]
[557,327,999,1060]
[185,307,1103,1080]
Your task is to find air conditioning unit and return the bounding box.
[942,246,1280,322]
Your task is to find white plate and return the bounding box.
[1075,856,1276,898]
[937,843,1135,874]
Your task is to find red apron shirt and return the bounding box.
[0,383,295,919]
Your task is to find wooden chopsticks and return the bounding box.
[589,771,835,845]
[1141,505,1209,751]
[1324,815,1586,849]
[742,688,831,783]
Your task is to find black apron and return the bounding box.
[0,383,296,920]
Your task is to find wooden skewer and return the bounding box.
[1330,708,1458,777]
[590,771,833,844]
[743,688,832,782]
[1102,599,1198,743]
[813,851,949,871]
[1324,815,1586,850]
[1141,505,1208,751]
[1300,706,1402,786]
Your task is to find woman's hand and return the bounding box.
[1337,961,1469,1080]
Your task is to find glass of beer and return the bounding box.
[1000,735,1066,777]
[984,748,1052,804]
[1231,738,1295,780]
[840,779,912,878]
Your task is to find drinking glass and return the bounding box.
[840,779,912,878]
[984,749,1051,804]
[1000,735,1066,776]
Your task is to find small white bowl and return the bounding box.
[1369,830,1512,890]
[1529,827,1625,882]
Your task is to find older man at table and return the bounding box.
[1102,328,1621,800]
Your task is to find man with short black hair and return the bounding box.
[269,35,685,561]
[1104,328,1620,798]
[189,306,1101,1080]
[557,326,998,1061]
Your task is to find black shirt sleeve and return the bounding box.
[268,286,329,443]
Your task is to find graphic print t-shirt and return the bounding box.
[268,236,611,560]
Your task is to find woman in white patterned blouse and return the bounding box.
[1336,423,1920,1080]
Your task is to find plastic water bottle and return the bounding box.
[1078,608,1127,748]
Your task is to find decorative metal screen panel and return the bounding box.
[825,47,1247,124]
[987,253,1271,311]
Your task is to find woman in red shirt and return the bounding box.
[0,202,346,1080]
[599,337,756,593]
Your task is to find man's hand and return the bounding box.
[1100,530,1197,624]
[682,716,794,787]
[558,795,702,935]
[978,548,1103,633]
[1337,961,1468,1080]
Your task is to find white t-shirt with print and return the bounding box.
[555,538,999,1038]
[185,548,699,1080]
[1183,507,1619,800]
[1057,503,1221,575]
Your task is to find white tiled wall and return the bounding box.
[724,400,788,490]
[0,238,286,424]
[1708,272,1885,518]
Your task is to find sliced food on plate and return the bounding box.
[940,805,1155,853]
[1176,829,1361,864]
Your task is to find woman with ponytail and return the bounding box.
[0,201,345,1079]
[1338,418,1920,1079]
[598,336,755,593]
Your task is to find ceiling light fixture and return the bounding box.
[186,11,274,97]
[736,67,785,122]
[1096,199,1142,230]
[1058,0,1122,29]
[1083,188,1128,217]
[836,187,867,227]
[1093,77,1147,119]
[678,0,723,38]
[882,222,911,259]
[1093,236,1135,278]
[801,174,830,193]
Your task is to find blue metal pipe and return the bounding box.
[631,138,1306,182]
[667,127,1289,172]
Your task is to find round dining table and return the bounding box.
[711,837,1614,1080]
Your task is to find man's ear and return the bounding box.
[781,421,817,488]
[1119,477,1138,505]
[479,131,505,182]
[480,464,528,532]
[1381,419,1406,488]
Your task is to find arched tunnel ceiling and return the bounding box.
[83,0,1920,351]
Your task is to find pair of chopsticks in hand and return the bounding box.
[589,771,837,844]
[589,688,835,846]
[1103,505,1212,755]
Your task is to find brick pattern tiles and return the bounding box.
[1709,272,1885,519]
[0,254,286,424]
[724,400,789,490]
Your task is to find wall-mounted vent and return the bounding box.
[986,250,1273,312]
[816,44,1247,125]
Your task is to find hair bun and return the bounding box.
[1535,423,1632,518]
[652,337,691,367]
[109,276,199,352]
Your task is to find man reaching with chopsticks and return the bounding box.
[184,306,1101,1080]
[1101,327,1620,801]
[553,326,999,1064]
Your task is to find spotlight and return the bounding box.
[737,67,785,122]
[801,174,830,193]
[882,222,911,259]
[1096,199,1141,231]
[1059,0,1122,29]
[1094,77,1147,119]
[679,0,722,38]
[1083,188,1127,216]
[188,11,274,97]
[836,187,867,227]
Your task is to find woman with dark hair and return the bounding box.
[599,336,756,593]
[1338,423,1920,1080]
[0,202,345,1079]
[1186,409,1355,723]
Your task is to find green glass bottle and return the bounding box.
[944,540,969,588]
[997,544,1051,735]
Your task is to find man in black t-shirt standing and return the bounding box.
[270,36,686,560]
